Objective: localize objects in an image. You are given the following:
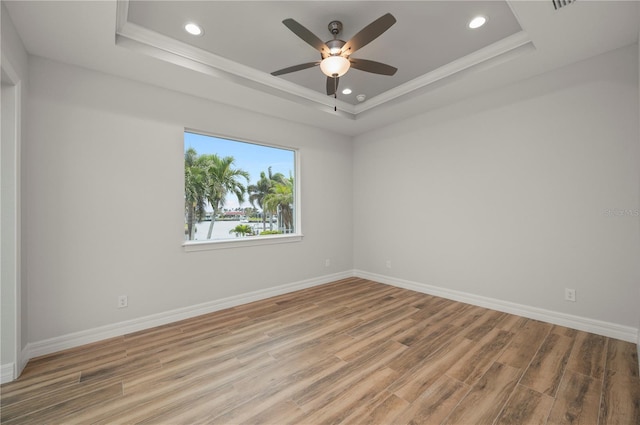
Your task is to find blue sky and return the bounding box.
[185,131,294,209]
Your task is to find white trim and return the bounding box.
[114,19,355,118]
[183,234,303,252]
[114,0,532,118]
[354,31,533,114]
[21,269,638,366]
[24,271,353,360]
[1,53,23,384]
[18,345,28,377]
[354,270,638,343]
[115,0,129,33]
[182,129,303,252]
[0,363,15,384]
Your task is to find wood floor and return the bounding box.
[2,278,639,424]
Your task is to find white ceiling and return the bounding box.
[4,1,639,136]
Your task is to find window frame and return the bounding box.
[182,129,302,252]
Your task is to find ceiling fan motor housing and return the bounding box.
[328,20,343,36]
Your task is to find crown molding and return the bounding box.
[115,1,533,120]
[354,31,534,115]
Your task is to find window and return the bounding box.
[183,131,299,249]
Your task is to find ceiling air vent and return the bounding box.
[552,0,575,10]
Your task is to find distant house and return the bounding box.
[222,211,245,220]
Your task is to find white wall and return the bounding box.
[1,1,29,382]
[354,45,640,330]
[24,56,353,344]
[13,14,640,371]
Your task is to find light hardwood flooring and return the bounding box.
[2,277,639,424]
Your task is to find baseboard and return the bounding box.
[1,363,15,384]
[25,270,354,361]
[637,338,640,373]
[354,270,638,343]
[23,269,636,367]
[0,350,27,383]
[18,346,28,377]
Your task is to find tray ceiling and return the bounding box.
[117,1,530,116]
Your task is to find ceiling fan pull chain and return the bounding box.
[334,76,338,111]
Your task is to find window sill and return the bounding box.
[183,234,303,252]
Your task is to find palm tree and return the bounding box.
[263,175,294,233]
[200,154,250,239]
[184,148,207,240]
[248,170,271,230]
[248,167,286,230]
[229,224,253,237]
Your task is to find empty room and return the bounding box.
[1,1,639,423]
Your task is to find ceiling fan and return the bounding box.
[271,13,398,96]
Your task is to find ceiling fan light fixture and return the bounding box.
[184,22,203,36]
[326,39,346,56]
[320,56,350,77]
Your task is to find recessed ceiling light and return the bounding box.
[185,22,203,36]
[342,88,352,95]
[468,16,487,29]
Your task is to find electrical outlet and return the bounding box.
[325,258,331,267]
[118,295,128,308]
[386,260,392,269]
[564,288,576,302]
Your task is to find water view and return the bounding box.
[188,219,280,241]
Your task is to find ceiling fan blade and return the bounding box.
[349,58,397,76]
[282,18,329,55]
[326,76,339,96]
[271,62,319,76]
[341,13,396,56]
